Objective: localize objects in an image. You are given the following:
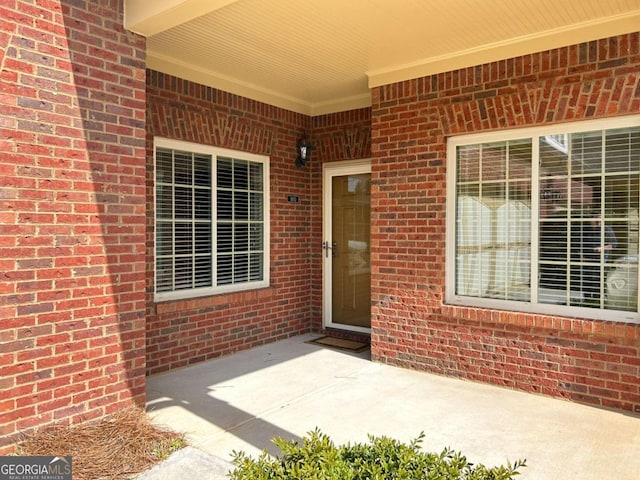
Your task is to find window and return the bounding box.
[446,117,640,323]
[154,138,269,301]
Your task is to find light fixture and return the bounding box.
[295,137,315,168]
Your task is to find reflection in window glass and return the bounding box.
[451,121,639,318]
[539,127,638,311]
[455,139,532,302]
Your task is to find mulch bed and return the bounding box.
[16,406,185,480]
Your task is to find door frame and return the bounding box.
[322,158,372,334]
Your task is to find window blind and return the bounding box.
[452,121,639,316]
[155,148,213,293]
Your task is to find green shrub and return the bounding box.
[229,428,525,480]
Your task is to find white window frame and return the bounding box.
[154,137,270,302]
[445,116,640,324]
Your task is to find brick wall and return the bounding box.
[370,33,640,412]
[145,73,373,372]
[0,0,147,453]
[310,111,372,330]
[146,72,318,373]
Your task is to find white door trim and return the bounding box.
[322,159,372,333]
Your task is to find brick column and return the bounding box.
[0,0,146,453]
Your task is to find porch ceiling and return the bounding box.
[126,0,640,116]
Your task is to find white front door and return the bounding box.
[323,160,371,333]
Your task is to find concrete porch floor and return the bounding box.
[144,333,640,479]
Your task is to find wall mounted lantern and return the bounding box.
[295,137,315,168]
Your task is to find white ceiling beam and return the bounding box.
[124,0,239,37]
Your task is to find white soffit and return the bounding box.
[126,0,640,116]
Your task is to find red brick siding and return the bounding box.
[144,74,372,370]
[146,72,318,374]
[0,0,146,453]
[370,33,640,412]
[309,111,372,330]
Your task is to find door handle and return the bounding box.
[322,241,336,258]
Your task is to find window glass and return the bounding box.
[455,139,532,302]
[449,119,640,321]
[215,157,264,287]
[154,142,269,300]
[539,127,639,311]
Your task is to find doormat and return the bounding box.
[306,335,370,353]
